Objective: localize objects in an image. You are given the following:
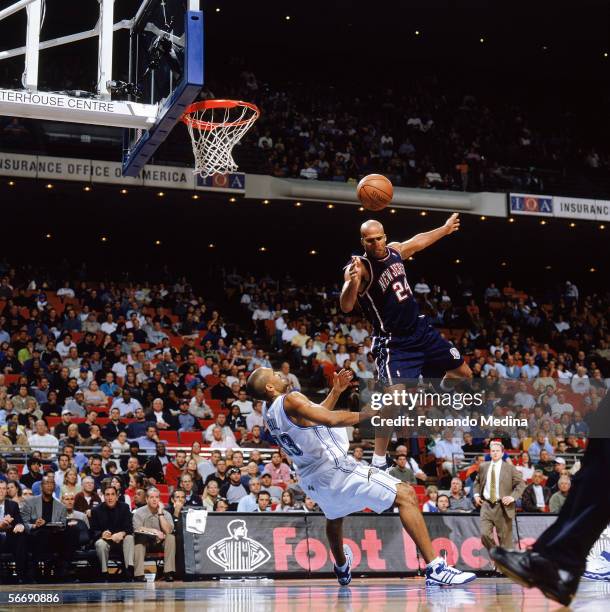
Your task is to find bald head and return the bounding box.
[360,220,387,258]
[360,220,384,237]
[247,367,273,400]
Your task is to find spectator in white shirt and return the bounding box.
[350,321,368,344]
[432,429,464,472]
[571,367,590,394]
[514,382,536,410]
[246,401,264,431]
[252,303,272,322]
[111,353,129,380]
[189,388,213,419]
[414,278,431,296]
[56,335,76,358]
[28,419,59,458]
[279,362,301,392]
[204,414,236,446]
[551,391,574,418]
[233,390,253,416]
[100,314,117,335]
[281,322,299,345]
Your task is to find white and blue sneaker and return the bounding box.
[584,551,610,582]
[425,556,476,587]
[334,544,353,586]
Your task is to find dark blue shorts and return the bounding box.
[371,316,464,387]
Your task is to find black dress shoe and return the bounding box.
[133,575,146,583]
[490,547,582,606]
[164,572,174,582]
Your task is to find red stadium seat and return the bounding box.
[47,416,62,428]
[179,431,203,446]
[159,431,179,444]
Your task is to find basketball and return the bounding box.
[357,174,394,211]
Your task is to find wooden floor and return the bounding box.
[0,577,609,611]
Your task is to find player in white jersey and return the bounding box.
[247,367,476,587]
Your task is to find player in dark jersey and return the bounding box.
[340,214,472,469]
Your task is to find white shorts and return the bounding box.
[300,459,400,520]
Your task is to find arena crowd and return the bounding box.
[0,261,607,582]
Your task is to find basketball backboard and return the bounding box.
[0,0,204,177]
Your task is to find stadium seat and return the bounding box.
[159,431,179,444]
[180,431,203,446]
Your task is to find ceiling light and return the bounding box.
[295,202,302,207]
[285,15,291,21]
[420,211,427,216]
[327,204,334,209]
[262,199,269,204]
[215,7,220,12]
[408,256,414,261]
[508,217,515,223]
[501,262,507,267]
[157,191,165,197]
[45,183,53,189]
[259,246,267,252]
[540,220,547,225]
[120,189,128,194]
[358,206,364,212]
[415,30,420,36]
[83,185,91,192]
[390,209,396,214]
[8,180,15,186]
[101,236,108,242]
[455,259,461,264]
[309,250,317,255]
[479,37,485,43]
[229,197,236,203]
[154,240,161,246]
[569,222,576,228]
[45,233,52,239]
[590,267,597,273]
[208,243,215,248]
[600,225,606,230]
[192,194,200,200]
[480,215,486,220]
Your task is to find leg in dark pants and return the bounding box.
[0,532,27,580]
[533,437,610,573]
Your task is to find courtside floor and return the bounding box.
[1,578,609,611]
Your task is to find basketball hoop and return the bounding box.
[181,99,260,177]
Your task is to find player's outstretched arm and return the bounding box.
[284,390,362,428]
[389,213,460,260]
[340,257,363,313]
[320,369,353,410]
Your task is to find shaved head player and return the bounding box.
[247,366,475,587]
[340,213,472,469]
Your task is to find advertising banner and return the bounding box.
[509,192,610,222]
[0,151,246,192]
[182,512,556,578]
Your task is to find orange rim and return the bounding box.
[181,99,260,131]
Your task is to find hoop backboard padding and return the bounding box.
[182,100,260,178]
[121,6,204,177]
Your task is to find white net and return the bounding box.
[184,102,259,178]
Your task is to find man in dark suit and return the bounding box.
[473,441,525,555]
[0,480,27,582]
[520,470,552,512]
[90,484,134,582]
[145,398,177,431]
[22,474,74,579]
